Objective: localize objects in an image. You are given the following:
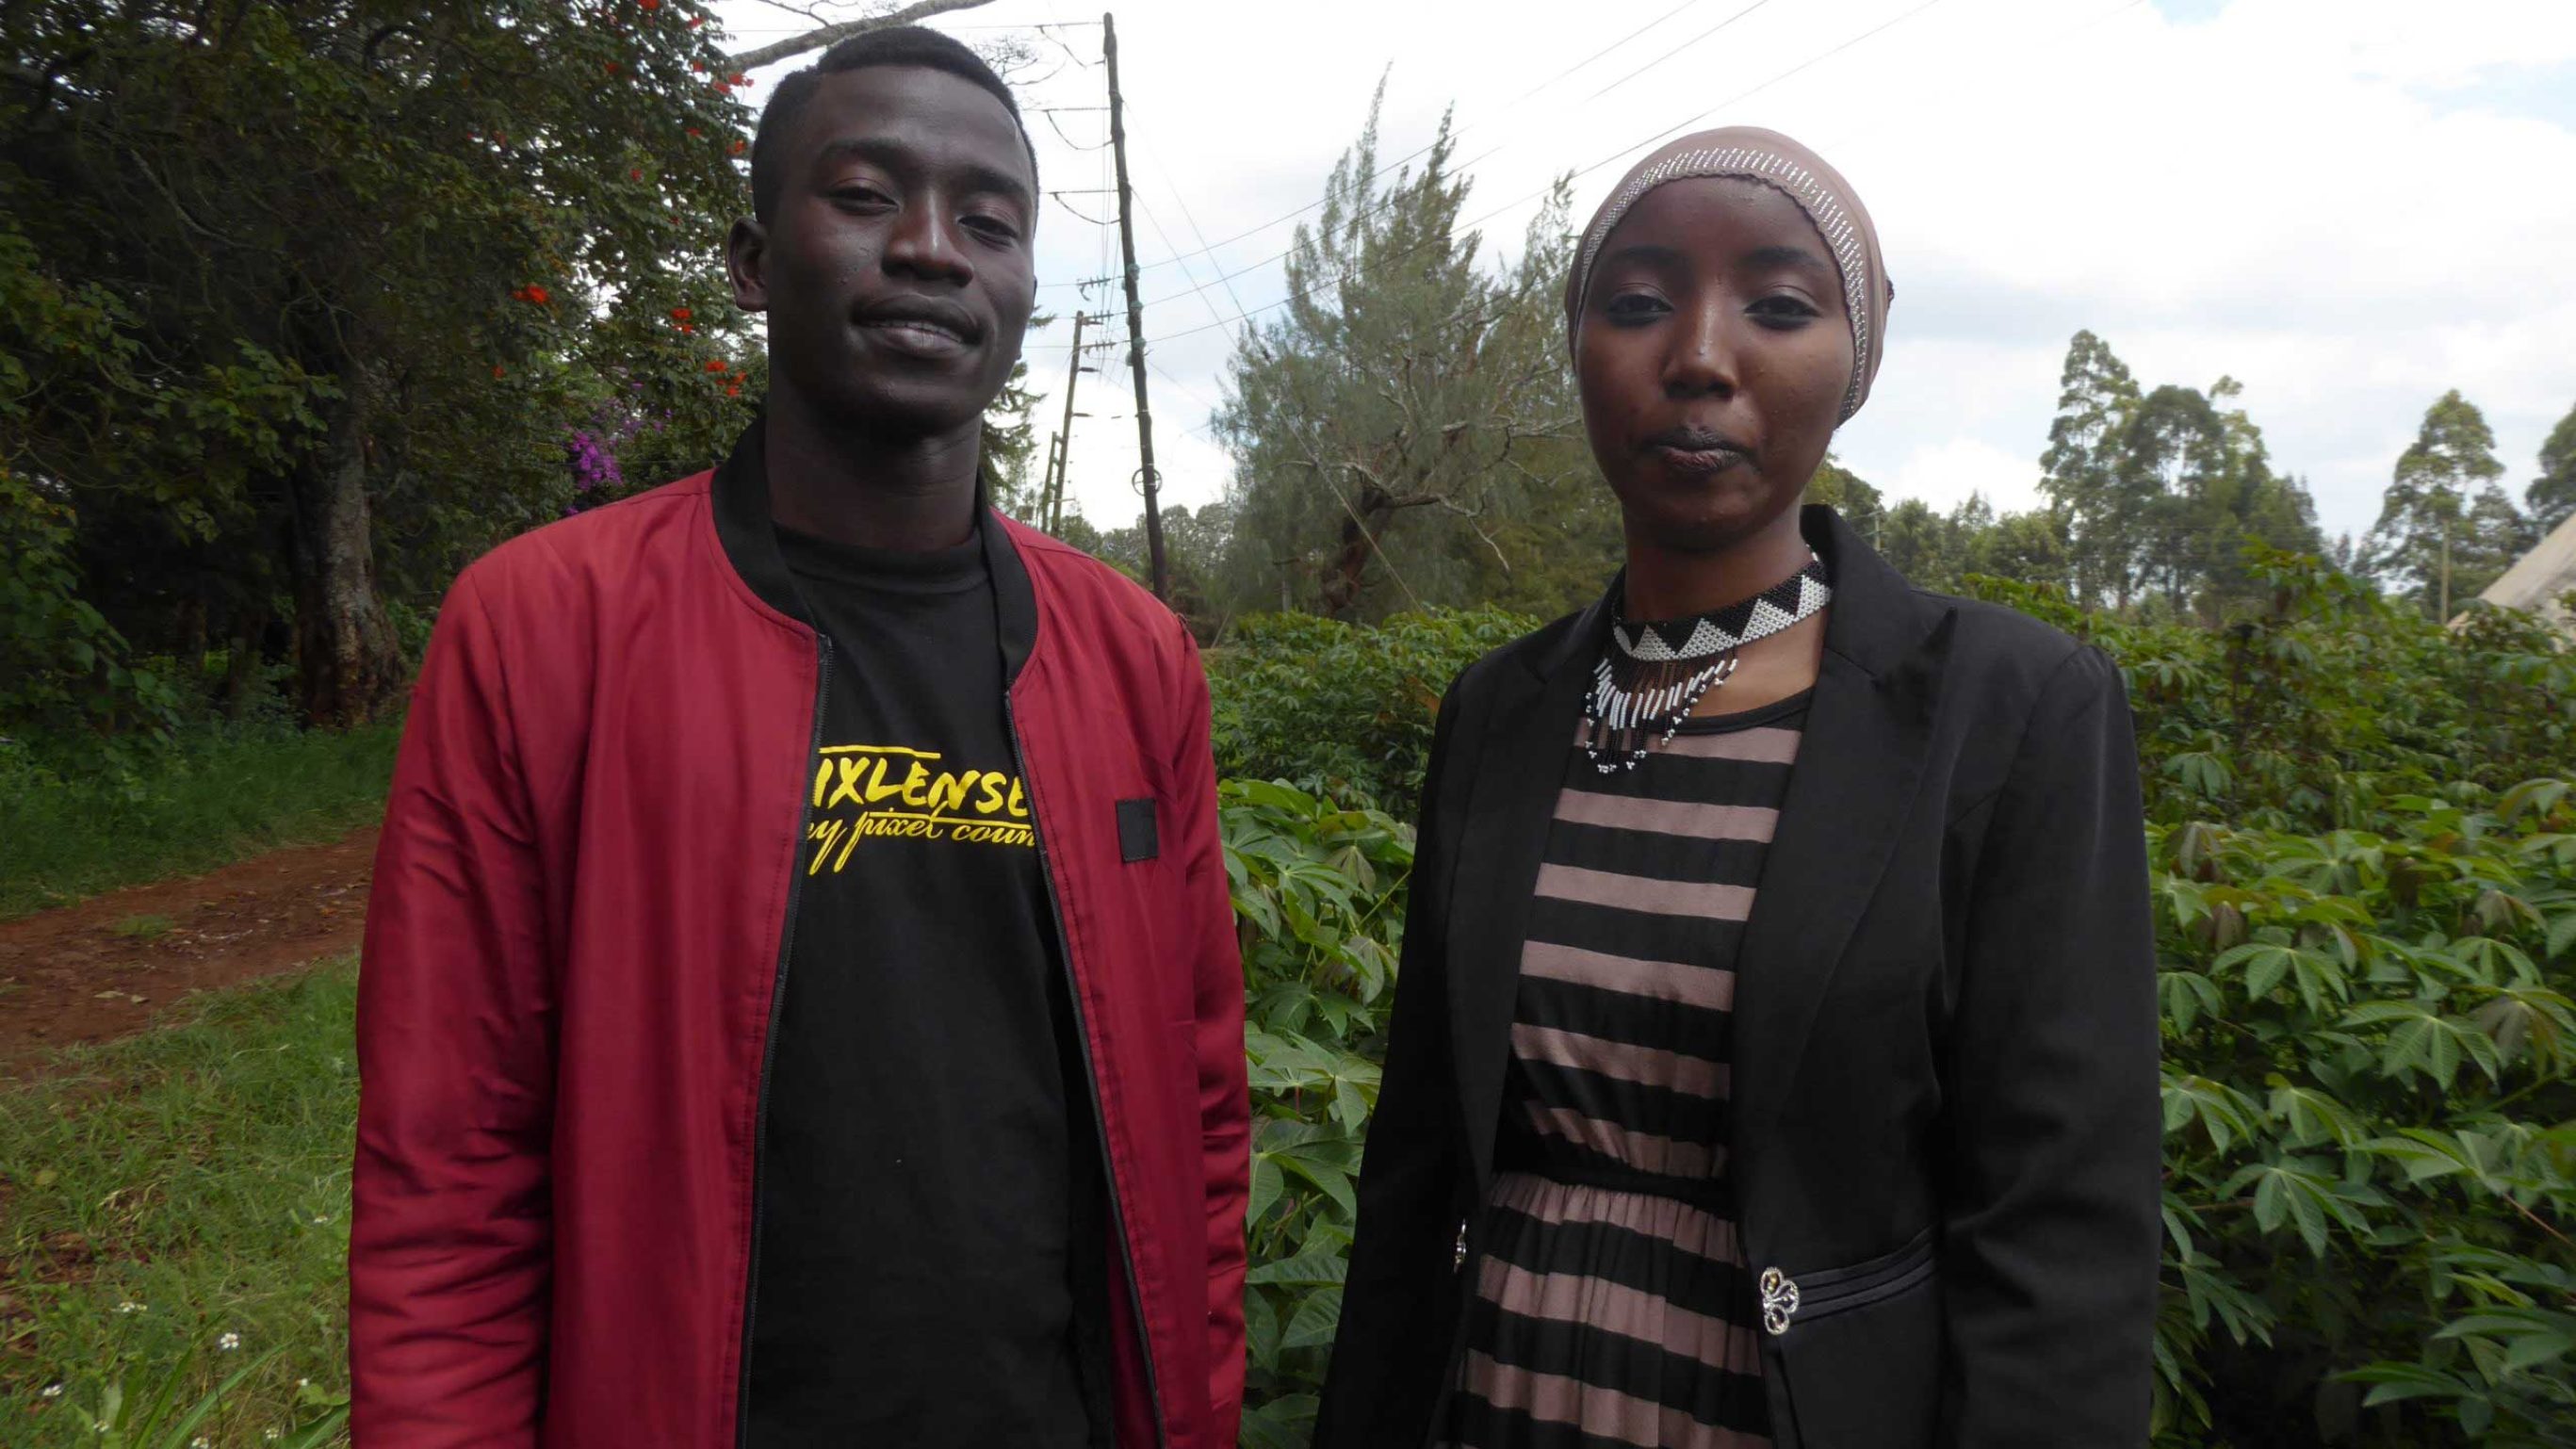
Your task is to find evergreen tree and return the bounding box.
[2038,330,2144,607]
[2366,390,2521,618]
[1212,85,1588,619]
[2530,399,2576,534]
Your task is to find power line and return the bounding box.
[1142,0,1952,350]
[1129,0,1786,314]
[1581,0,1774,102]
[1050,0,1733,291]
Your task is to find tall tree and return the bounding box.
[2038,330,2145,607]
[2,0,756,726]
[1213,87,1588,619]
[2530,399,2576,535]
[2366,390,2519,618]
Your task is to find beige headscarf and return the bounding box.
[1564,125,1892,423]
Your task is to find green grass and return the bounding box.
[0,724,401,920]
[0,960,356,1444]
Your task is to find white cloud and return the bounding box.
[1887,436,2046,516]
[713,0,2576,546]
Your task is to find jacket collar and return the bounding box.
[709,415,1039,684]
[1445,504,1954,1194]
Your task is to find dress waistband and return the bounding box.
[1492,1148,1733,1215]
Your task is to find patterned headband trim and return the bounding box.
[1573,145,1874,423]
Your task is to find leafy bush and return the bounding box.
[1223,556,2576,1448]
[1209,608,1534,809]
[1222,779,1411,1449]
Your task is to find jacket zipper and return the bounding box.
[1006,693,1170,1449]
[735,634,834,1449]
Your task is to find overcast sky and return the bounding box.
[712,0,2576,545]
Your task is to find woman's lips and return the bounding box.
[1650,443,1751,473]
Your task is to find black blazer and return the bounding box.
[1314,506,2160,1449]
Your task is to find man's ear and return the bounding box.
[726,217,770,313]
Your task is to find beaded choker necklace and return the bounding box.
[1582,554,1832,773]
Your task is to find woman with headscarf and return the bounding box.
[1313,128,2160,1449]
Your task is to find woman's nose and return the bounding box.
[1663,299,1741,399]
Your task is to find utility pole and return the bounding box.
[1102,11,1168,600]
[1043,311,1091,534]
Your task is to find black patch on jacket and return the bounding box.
[1117,799,1159,863]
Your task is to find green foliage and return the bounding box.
[2528,399,2576,536]
[2,963,362,1447]
[1217,562,2576,1446]
[1224,780,1415,1445]
[2036,331,2324,616]
[2366,389,2534,618]
[0,720,401,919]
[1209,607,1534,809]
[2,0,758,728]
[1211,86,1604,623]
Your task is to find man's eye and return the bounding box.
[963,215,1022,243]
[830,186,893,207]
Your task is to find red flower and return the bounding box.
[726,383,742,397]
[630,168,643,181]
[670,306,693,321]
[640,0,660,8]
[686,127,702,138]
[688,15,704,26]
[691,60,707,72]
[493,364,507,379]
[704,359,729,373]
[727,138,746,155]
[727,73,746,84]
[603,60,619,74]
[523,285,552,306]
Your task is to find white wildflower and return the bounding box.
[265,1431,285,1443]
[41,1381,64,1398]
[191,1439,211,1448]
[218,1330,243,1351]
[115,1300,146,1314]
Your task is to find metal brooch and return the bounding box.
[1759,1267,1802,1336]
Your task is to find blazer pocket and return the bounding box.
[1761,1229,1941,1449]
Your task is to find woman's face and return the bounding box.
[1575,176,1854,555]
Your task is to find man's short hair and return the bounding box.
[749,25,1038,225]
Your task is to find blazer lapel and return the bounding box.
[1730,507,1953,1172]
[1444,593,1610,1188]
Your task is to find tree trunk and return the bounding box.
[288,382,401,728]
[1321,506,1378,618]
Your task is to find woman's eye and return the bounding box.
[1750,295,1821,327]
[1603,291,1670,321]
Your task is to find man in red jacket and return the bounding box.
[349,26,1247,1448]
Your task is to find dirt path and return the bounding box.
[0,829,376,1076]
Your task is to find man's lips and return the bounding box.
[853,298,983,350]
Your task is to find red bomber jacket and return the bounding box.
[350,426,1248,1448]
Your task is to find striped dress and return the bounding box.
[1445,692,1808,1449]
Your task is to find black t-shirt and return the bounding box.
[745,520,1104,1447]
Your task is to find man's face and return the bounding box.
[729,65,1037,438]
